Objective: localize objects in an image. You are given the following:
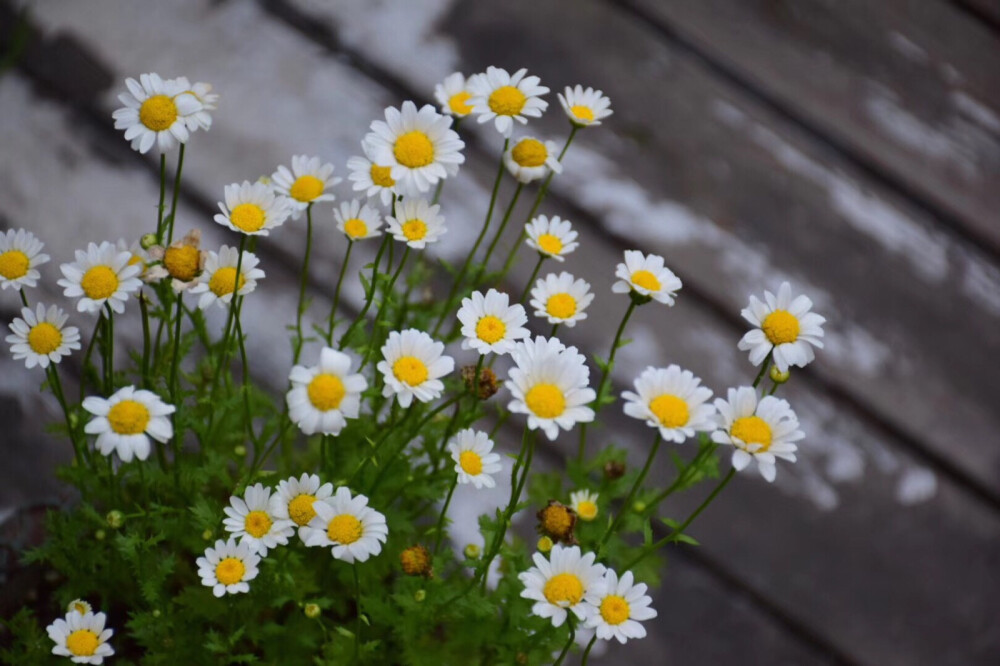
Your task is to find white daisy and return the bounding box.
[115,237,149,276]
[47,611,114,664]
[569,490,599,522]
[0,228,49,291]
[213,181,292,236]
[301,487,388,563]
[621,365,716,443]
[57,241,143,315]
[365,101,466,197]
[469,67,549,137]
[66,599,93,616]
[196,538,260,597]
[111,73,202,154]
[712,386,804,483]
[222,483,295,557]
[5,303,81,370]
[189,245,265,311]
[170,77,218,132]
[529,272,594,327]
[584,569,657,644]
[82,386,175,463]
[385,198,447,249]
[269,473,335,540]
[447,429,502,489]
[346,144,398,207]
[271,155,342,219]
[737,282,826,373]
[525,215,579,262]
[334,199,383,241]
[558,85,613,128]
[434,72,479,118]
[377,329,454,408]
[287,346,368,436]
[518,544,605,628]
[507,336,596,441]
[503,136,563,184]
[457,288,529,356]
[611,250,682,305]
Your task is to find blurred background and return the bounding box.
[1,0,999,664]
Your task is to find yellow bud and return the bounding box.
[769,365,791,384]
[414,589,426,602]
[304,603,321,619]
[95,529,106,541]
[537,536,553,553]
[106,510,124,529]
[632,500,647,513]
[202,529,213,541]
[464,544,481,560]
[233,445,247,457]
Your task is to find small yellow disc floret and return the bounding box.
[546,293,577,319]
[475,316,506,344]
[289,175,325,202]
[106,400,151,435]
[288,494,318,526]
[511,139,548,167]
[649,394,689,428]
[327,514,363,545]
[459,450,483,475]
[488,85,527,116]
[139,95,178,131]
[599,595,631,625]
[524,383,566,419]
[762,310,800,345]
[307,373,347,411]
[630,270,661,292]
[393,356,429,386]
[229,203,266,233]
[393,131,435,168]
[0,250,29,280]
[66,629,99,657]
[543,573,583,605]
[209,267,245,298]
[28,322,62,355]
[215,557,246,585]
[163,245,200,281]
[244,510,272,538]
[731,415,773,452]
[80,265,119,300]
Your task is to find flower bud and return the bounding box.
[461,365,499,400]
[233,445,247,457]
[399,545,432,577]
[152,609,161,618]
[94,529,106,541]
[413,589,426,602]
[202,529,213,541]
[536,500,577,545]
[463,543,481,560]
[603,460,626,480]
[304,603,321,619]
[106,510,124,529]
[140,233,158,250]
[632,500,647,513]
[769,366,791,384]
[536,536,553,553]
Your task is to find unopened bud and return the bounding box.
[603,460,626,480]
[769,366,790,384]
[400,545,432,577]
[464,544,481,560]
[632,500,647,513]
[537,536,553,553]
[202,529,213,541]
[304,603,321,619]
[94,529,106,541]
[233,445,247,457]
[152,609,161,618]
[140,233,158,250]
[413,589,426,602]
[106,510,124,529]
[461,365,499,400]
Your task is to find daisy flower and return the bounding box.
[57,241,143,315]
[287,346,368,436]
[385,198,447,249]
[612,250,682,305]
[170,77,218,131]
[448,429,502,489]
[189,245,264,311]
[271,155,342,219]
[365,101,465,196]
[269,473,334,540]
[47,611,114,664]
[507,336,596,441]
[529,272,594,327]
[196,538,260,597]
[144,229,204,291]
[503,136,563,183]
[377,329,454,408]
[558,85,613,128]
[469,67,549,137]
[301,487,388,563]
[222,483,295,557]
[569,490,599,522]
[82,386,175,463]
[346,144,397,207]
[5,303,81,369]
[525,215,579,262]
[214,181,292,236]
[457,288,529,356]
[334,199,383,241]
[621,365,716,443]
[0,228,49,291]
[712,386,804,482]
[518,544,605,628]
[66,599,93,616]
[111,73,202,154]
[737,281,826,373]
[434,71,479,118]
[584,569,657,644]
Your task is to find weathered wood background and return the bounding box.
[1,0,999,663]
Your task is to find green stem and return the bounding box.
[79,314,102,401]
[353,564,362,662]
[326,240,353,344]
[752,352,772,389]
[433,477,458,555]
[166,143,185,243]
[598,433,661,554]
[234,312,258,446]
[47,366,84,467]
[517,255,545,304]
[18,288,28,307]
[293,204,315,363]
[339,235,389,350]
[477,182,524,280]
[362,245,410,369]
[552,620,577,666]
[103,305,115,394]
[641,440,716,517]
[580,634,598,665]
[156,153,167,240]
[139,293,152,389]
[550,323,560,338]
[431,177,445,205]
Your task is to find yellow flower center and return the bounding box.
[208,267,246,297]
[65,629,99,657]
[570,105,595,122]
[524,383,566,419]
[488,85,527,116]
[459,450,483,475]
[731,415,773,452]
[630,269,661,292]
[649,394,689,428]
[511,139,548,167]
[215,557,246,586]
[536,234,563,255]
[448,91,473,115]
[343,218,368,239]
[163,245,200,282]
[762,309,800,345]
[393,356,429,386]
[540,504,575,538]
[106,399,151,435]
[244,510,272,538]
[139,94,178,131]
[599,595,631,625]
[80,265,119,300]
[229,203,266,233]
[289,175,325,202]
[370,164,395,187]
[327,514,363,545]
[546,293,577,319]
[307,373,347,411]
[28,322,62,355]
[576,500,598,521]
[475,315,506,344]
[288,494,318,526]
[543,573,583,605]
[0,250,29,280]
[401,219,428,242]
[393,131,435,168]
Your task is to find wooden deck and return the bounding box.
[1,0,999,663]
